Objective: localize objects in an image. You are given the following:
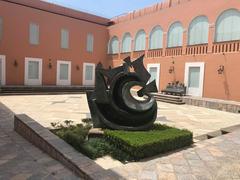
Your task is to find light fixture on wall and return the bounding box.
[48,59,52,69]
[76,65,80,70]
[169,61,175,74]
[217,65,224,75]
[169,66,175,74]
[13,59,18,67]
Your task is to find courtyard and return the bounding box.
[1,94,240,179]
[1,94,240,137]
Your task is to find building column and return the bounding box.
[131,39,134,59]
[182,29,188,55]
[208,23,215,53]
[162,32,167,56]
[145,35,149,57]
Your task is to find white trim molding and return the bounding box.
[24,57,42,86]
[184,62,205,97]
[56,60,71,86]
[83,62,95,86]
[147,63,161,91]
[0,55,6,85]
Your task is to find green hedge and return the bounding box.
[104,124,193,160]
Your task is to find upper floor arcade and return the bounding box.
[107,0,240,60]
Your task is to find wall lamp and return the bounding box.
[217,65,225,75]
[48,59,52,69]
[13,59,18,67]
[169,61,175,74]
[169,66,175,74]
[76,65,80,70]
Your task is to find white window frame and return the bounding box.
[0,17,3,41]
[56,60,71,86]
[87,33,94,52]
[147,63,161,91]
[184,62,205,97]
[83,63,95,86]
[0,55,6,85]
[61,28,69,49]
[29,22,39,45]
[24,57,42,86]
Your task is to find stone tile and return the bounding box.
[156,163,174,173]
[138,170,158,180]
[173,165,191,174]
[176,174,197,180]
[157,172,176,180]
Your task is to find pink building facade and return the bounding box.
[108,0,240,101]
[0,0,240,101]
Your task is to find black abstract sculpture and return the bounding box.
[86,55,158,131]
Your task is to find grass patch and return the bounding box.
[105,124,193,160]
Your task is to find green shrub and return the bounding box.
[104,124,193,160]
[51,120,91,150]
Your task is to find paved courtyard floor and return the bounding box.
[1,94,240,137]
[1,94,240,179]
[0,103,80,180]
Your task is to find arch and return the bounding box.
[149,25,163,50]
[121,32,132,53]
[167,21,183,48]
[108,36,119,54]
[188,16,209,45]
[215,9,240,42]
[134,29,146,51]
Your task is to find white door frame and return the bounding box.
[0,55,6,86]
[24,57,42,86]
[56,60,71,86]
[83,63,95,86]
[184,62,205,97]
[147,63,161,91]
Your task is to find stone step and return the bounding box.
[152,93,185,105]
[154,97,185,105]
[0,86,94,95]
[152,93,183,100]
[153,95,183,102]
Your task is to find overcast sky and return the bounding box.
[43,0,163,18]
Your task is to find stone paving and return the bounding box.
[111,130,240,179]
[0,103,81,180]
[1,94,240,136]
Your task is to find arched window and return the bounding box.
[134,30,146,51]
[188,16,209,45]
[108,36,119,54]
[122,33,132,53]
[215,9,240,42]
[149,26,163,49]
[167,22,183,48]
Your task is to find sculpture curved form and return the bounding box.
[86,55,158,131]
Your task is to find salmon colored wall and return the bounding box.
[0,0,240,102]
[112,53,240,101]
[0,0,109,85]
[108,0,240,101]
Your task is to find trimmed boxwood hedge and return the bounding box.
[104,124,193,160]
